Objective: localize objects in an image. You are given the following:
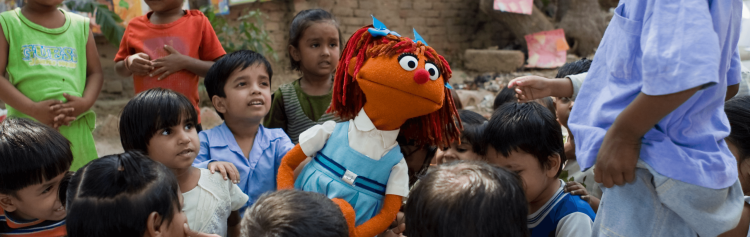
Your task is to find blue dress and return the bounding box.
[295,121,403,225]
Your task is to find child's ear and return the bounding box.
[347,57,358,77]
[0,194,17,212]
[289,45,301,62]
[145,212,163,237]
[212,95,227,115]
[546,153,562,178]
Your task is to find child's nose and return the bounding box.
[413,69,429,84]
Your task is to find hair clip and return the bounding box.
[412,29,429,46]
[445,82,453,89]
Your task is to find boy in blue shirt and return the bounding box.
[195,50,294,214]
[509,0,745,236]
[484,102,595,237]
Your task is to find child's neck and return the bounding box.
[300,74,332,96]
[528,178,561,214]
[172,166,200,193]
[224,116,261,158]
[21,5,65,29]
[149,8,185,25]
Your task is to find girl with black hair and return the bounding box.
[65,151,219,237]
[435,110,487,164]
[264,9,342,144]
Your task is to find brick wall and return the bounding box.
[225,0,512,72]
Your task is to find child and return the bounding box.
[242,189,350,237]
[195,50,294,214]
[404,160,529,237]
[264,9,341,143]
[0,0,103,171]
[114,0,226,131]
[719,96,750,236]
[0,118,72,236]
[65,151,221,237]
[484,102,594,237]
[435,110,486,164]
[512,1,744,236]
[119,88,248,237]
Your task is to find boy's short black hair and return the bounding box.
[404,161,529,237]
[0,118,72,195]
[484,102,566,176]
[555,58,593,78]
[726,96,750,161]
[493,86,518,110]
[66,151,180,237]
[119,88,198,152]
[457,110,488,155]
[204,50,273,120]
[244,189,348,237]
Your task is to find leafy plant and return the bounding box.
[201,6,277,61]
[64,0,126,47]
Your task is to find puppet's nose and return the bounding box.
[414,69,429,84]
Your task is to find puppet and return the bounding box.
[278,16,461,237]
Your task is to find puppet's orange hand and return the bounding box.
[332,198,358,237]
[277,145,307,189]
[354,195,402,237]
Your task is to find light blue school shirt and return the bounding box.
[194,123,294,212]
[569,0,742,189]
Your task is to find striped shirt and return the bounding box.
[0,207,66,237]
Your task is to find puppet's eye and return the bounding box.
[425,62,439,81]
[398,54,418,71]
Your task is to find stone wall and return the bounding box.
[225,0,513,72]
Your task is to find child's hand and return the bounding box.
[564,181,600,212]
[183,223,220,237]
[151,45,188,80]
[507,76,553,102]
[207,161,240,184]
[62,93,91,118]
[378,212,406,237]
[31,100,74,128]
[126,53,153,76]
[594,131,641,188]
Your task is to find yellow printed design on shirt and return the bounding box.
[21,44,78,68]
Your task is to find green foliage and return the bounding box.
[558,170,587,188]
[64,0,126,46]
[201,6,277,61]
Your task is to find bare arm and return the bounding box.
[727,84,740,101]
[508,76,575,102]
[150,45,215,80]
[75,29,103,115]
[595,86,701,187]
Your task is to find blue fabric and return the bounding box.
[568,0,742,189]
[194,123,294,214]
[295,121,403,226]
[592,160,743,237]
[528,182,596,237]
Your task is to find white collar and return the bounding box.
[352,108,400,149]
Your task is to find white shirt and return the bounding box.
[298,109,410,197]
[183,168,249,237]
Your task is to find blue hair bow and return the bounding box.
[412,28,429,46]
[368,16,401,37]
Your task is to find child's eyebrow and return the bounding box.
[231,76,249,83]
[306,37,322,42]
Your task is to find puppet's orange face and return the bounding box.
[355,53,445,118]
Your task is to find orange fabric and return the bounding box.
[277,145,307,189]
[114,10,226,123]
[332,198,358,237]
[0,206,67,236]
[354,195,401,237]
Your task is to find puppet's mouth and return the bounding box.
[357,78,443,106]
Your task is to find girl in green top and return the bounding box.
[263,9,341,144]
[0,0,103,171]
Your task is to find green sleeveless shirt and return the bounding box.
[0,8,97,170]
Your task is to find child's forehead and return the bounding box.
[229,63,269,79]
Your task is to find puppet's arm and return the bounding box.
[332,198,358,237]
[354,195,402,237]
[277,145,307,189]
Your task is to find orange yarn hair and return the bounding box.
[328,25,462,148]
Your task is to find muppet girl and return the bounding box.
[278,16,461,237]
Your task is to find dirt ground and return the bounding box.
[2,40,562,156]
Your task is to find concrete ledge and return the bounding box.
[463,49,525,73]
